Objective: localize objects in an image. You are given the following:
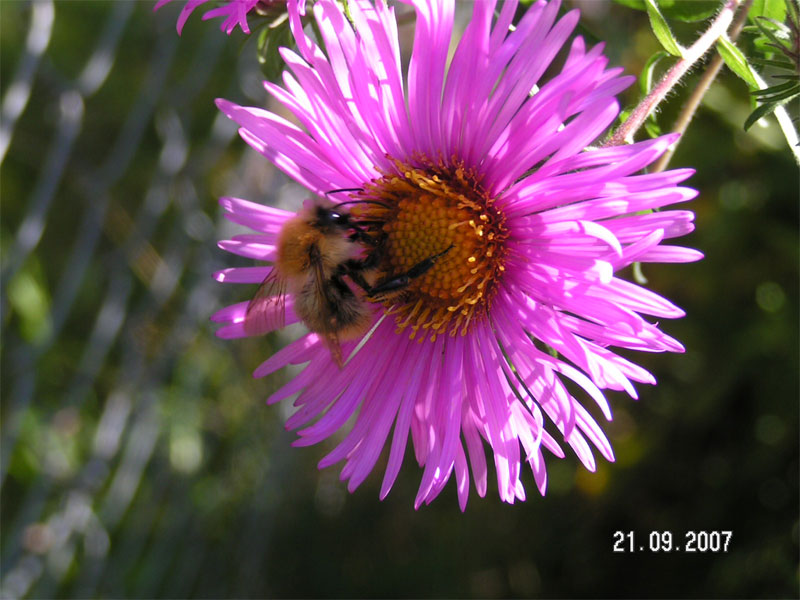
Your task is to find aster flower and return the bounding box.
[155,0,276,35]
[212,0,702,509]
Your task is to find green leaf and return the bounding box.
[644,118,663,138]
[618,107,634,126]
[755,15,793,48]
[754,85,800,102]
[717,35,760,89]
[639,50,671,96]
[749,0,788,22]
[644,0,684,56]
[613,0,647,10]
[256,26,269,60]
[787,0,800,25]
[632,262,649,285]
[750,18,790,59]
[765,42,795,56]
[744,93,799,130]
[750,57,797,69]
[758,15,793,36]
[749,32,781,57]
[750,79,799,95]
[744,102,774,131]
[659,0,721,23]
[256,19,294,82]
[614,0,720,20]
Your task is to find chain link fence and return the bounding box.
[0,3,308,596]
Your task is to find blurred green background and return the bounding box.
[1,1,797,598]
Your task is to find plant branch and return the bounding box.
[651,0,754,172]
[751,68,800,164]
[606,0,741,147]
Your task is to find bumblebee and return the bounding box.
[245,195,451,366]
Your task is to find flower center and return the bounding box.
[357,157,508,341]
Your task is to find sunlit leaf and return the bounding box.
[745,16,793,58]
[758,15,794,35]
[750,0,788,22]
[755,15,793,46]
[717,35,760,89]
[644,0,684,56]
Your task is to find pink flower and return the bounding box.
[212,0,702,509]
[155,0,264,35]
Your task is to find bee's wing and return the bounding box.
[244,268,287,336]
[310,256,344,367]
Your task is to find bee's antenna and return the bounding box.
[324,188,391,210]
[325,188,363,196]
[335,199,392,210]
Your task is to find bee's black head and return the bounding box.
[315,205,351,230]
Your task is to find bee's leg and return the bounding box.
[347,226,384,247]
[367,244,454,298]
[336,257,379,295]
[339,237,389,292]
[341,264,373,294]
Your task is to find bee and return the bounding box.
[244,194,452,366]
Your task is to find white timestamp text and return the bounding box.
[612,530,733,553]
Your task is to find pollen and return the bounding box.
[357,156,508,341]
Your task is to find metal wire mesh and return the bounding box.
[1,3,299,597]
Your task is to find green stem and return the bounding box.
[651,0,754,172]
[606,0,741,147]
